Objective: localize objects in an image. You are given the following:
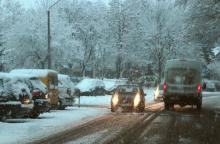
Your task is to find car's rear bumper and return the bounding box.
[0,102,33,118]
[0,102,21,116]
[164,93,201,105]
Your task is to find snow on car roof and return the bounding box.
[103,78,128,91]
[10,69,57,77]
[75,78,104,92]
[58,74,75,88]
[0,72,32,99]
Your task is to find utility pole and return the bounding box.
[47,10,51,69]
[47,0,62,69]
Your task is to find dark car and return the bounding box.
[111,84,145,112]
[0,73,33,121]
[25,77,50,118]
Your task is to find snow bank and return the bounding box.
[75,78,104,92]
[0,107,109,144]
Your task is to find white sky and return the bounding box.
[16,0,109,9]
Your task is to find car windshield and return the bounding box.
[118,85,138,93]
[167,68,198,85]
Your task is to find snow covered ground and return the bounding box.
[75,87,156,107]
[0,107,109,144]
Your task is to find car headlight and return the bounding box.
[112,93,119,106]
[45,93,49,99]
[134,93,141,107]
[23,99,30,104]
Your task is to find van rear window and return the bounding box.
[167,68,198,85]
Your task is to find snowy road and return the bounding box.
[31,92,220,144]
[0,107,109,144]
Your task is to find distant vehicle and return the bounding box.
[111,84,145,112]
[11,69,59,109]
[58,74,75,110]
[154,84,163,101]
[163,59,204,110]
[75,78,105,96]
[0,73,33,121]
[206,82,216,92]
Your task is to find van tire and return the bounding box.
[197,102,202,110]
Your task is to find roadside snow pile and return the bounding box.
[75,78,104,92]
[0,107,109,144]
[75,95,111,106]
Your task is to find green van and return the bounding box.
[163,59,204,110]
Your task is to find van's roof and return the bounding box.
[165,59,201,71]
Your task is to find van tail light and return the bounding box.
[198,83,202,93]
[163,82,167,93]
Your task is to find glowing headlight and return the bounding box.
[23,99,30,104]
[45,94,49,99]
[112,93,119,106]
[134,93,141,107]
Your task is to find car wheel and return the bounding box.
[170,103,174,109]
[197,102,202,110]
[164,102,169,110]
[111,104,116,112]
[29,111,40,119]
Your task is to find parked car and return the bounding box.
[7,73,50,118]
[0,73,33,120]
[163,59,205,110]
[24,77,50,118]
[11,69,59,109]
[154,84,163,101]
[111,84,145,112]
[58,74,75,110]
[206,82,216,92]
[75,78,105,96]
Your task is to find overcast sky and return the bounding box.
[16,0,109,9]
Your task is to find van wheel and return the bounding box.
[197,102,202,110]
[58,101,65,110]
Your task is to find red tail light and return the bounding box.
[163,82,167,93]
[32,89,41,97]
[198,83,202,93]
